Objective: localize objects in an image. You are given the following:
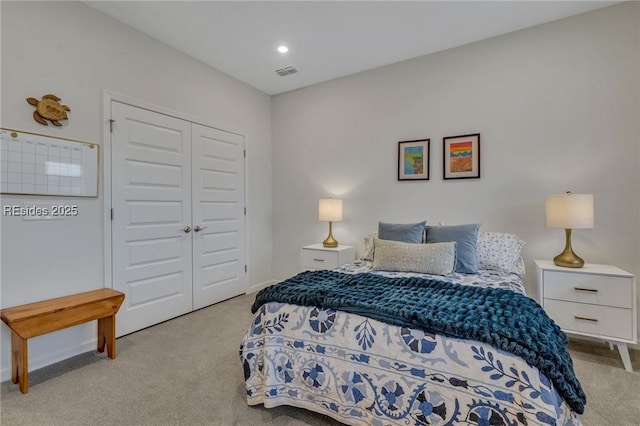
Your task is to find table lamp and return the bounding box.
[545,191,594,268]
[319,198,343,248]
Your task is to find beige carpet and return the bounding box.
[1,293,639,425]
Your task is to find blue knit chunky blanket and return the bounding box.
[252,270,586,414]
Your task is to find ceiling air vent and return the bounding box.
[275,66,298,77]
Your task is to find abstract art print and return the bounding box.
[398,139,430,181]
[443,133,480,179]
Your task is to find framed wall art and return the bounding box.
[398,139,430,181]
[443,133,480,180]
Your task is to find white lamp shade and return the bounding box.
[546,193,594,229]
[319,198,343,222]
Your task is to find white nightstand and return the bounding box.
[300,244,355,272]
[535,259,637,372]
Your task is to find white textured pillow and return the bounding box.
[360,231,377,261]
[476,232,525,275]
[371,239,456,276]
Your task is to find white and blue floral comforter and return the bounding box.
[240,267,582,426]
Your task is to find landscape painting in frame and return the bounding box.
[443,133,480,179]
[398,139,430,181]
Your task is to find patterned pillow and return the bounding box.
[360,231,378,261]
[371,239,456,276]
[476,232,525,275]
[514,256,526,277]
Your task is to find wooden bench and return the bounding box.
[0,288,125,394]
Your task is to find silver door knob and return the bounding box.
[194,225,208,232]
[183,226,192,233]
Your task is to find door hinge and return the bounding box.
[244,207,247,215]
[109,119,115,133]
[243,149,246,158]
[110,208,114,220]
[245,265,248,273]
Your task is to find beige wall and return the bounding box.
[272,3,639,314]
[0,1,273,380]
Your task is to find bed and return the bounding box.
[240,228,585,426]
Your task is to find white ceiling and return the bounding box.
[86,1,620,95]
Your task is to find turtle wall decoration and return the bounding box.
[26,94,71,126]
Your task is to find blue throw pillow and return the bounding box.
[426,224,480,273]
[378,221,426,244]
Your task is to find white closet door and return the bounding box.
[111,101,193,336]
[191,123,246,309]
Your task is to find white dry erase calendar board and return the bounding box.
[0,128,99,197]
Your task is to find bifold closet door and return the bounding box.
[111,101,193,336]
[191,124,246,310]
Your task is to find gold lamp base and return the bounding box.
[553,228,584,268]
[323,221,338,248]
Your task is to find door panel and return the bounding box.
[192,124,246,309]
[127,160,183,187]
[111,101,193,336]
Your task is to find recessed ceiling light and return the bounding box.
[277,45,289,54]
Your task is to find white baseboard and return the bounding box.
[1,338,96,383]
[248,279,279,294]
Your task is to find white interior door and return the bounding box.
[192,124,246,309]
[111,101,193,336]
[110,101,247,335]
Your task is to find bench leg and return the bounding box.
[97,315,117,359]
[97,317,105,353]
[11,331,28,394]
